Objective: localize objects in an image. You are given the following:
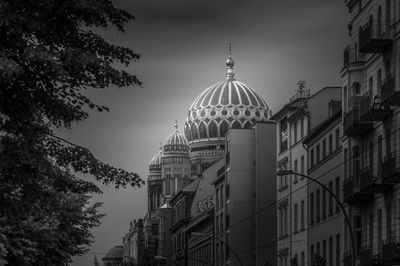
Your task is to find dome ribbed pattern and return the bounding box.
[164,122,189,153]
[184,80,270,143]
[149,145,162,170]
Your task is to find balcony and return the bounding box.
[359,166,392,194]
[382,238,400,264]
[359,91,392,121]
[382,72,400,106]
[343,178,373,205]
[359,19,393,54]
[343,252,353,266]
[360,246,372,266]
[382,152,400,184]
[343,44,364,67]
[344,109,373,137]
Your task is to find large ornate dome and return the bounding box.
[184,54,270,143]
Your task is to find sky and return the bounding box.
[70,1,349,265]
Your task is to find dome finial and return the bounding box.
[159,142,162,150]
[174,120,178,129]
[226,43,235,80]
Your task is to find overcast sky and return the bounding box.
[70,1,349,265]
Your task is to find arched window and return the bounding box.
[231,120,241,129]
[386,0,391,22]
[352,82,361,95]
[191,123,199,140]
[220,120,229,138]
[244,121,252,128]
[199,122,208,139]
[208,121,218,138]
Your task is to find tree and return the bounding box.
[0,0,144,264]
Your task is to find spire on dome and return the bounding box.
[226,43,235,80]
[174,120,178,130]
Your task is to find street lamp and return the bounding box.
[276,170,356,266]
[191,232,244,266]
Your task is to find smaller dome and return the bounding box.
[164,121,189,153]
[149,143,162,170]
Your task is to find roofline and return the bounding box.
[303,109,342,145]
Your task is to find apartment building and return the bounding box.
[341,1,400,265]
[273,86,341,266]
[303,106,343,266]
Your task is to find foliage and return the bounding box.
[0,0,144,265]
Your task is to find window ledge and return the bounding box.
[279,234,289,240]
[279,185,289,192]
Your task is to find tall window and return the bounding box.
[369,76,373,93]
[322,188,327,219]
[279,163,288,189]
[300,156,305,176]
[293,121,298,144]
[301,118,304,139]
[316,189,321,222]
[335,129,340,149]
[294,159,298,183]
[301,252,305,266]
[335,177,340,212]
[310,193,315,225]
[323,240,327,261]
[386,204,392,239]
[322,139,327,159]
[328,182,333,216]
[336,234,340,266]
[280,118,288,152]
[369,212,374,246]
[294,203,298,232]
[377,69,382,95]
[378,209,382,250]
[316,144,320,163]
[220,185,224,210]
[216,188,220,210]
[280,205,289,236]
[301,200,305,230]
[329,237,333,266]
[378,135,383,176]
[310,149,315,167]
[329,134,333,154]
[344,148,348,179]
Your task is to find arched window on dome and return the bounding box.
[220,120,229,138]
[199,122,208,139]
[191,123,199,140]
[231,120,241,129]
[244,121,252,129]
[209,121,218,138]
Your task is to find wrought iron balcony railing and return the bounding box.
[359,165,392,194]
[359,90,392,121]
[343,176,373,205]
[382,237,400,264]
[382,152,400,184]
[344,44,363,67]
[359,19,393,53]
[344,109,373,137]
[382,72,400,107]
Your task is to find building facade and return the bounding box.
[273,86,341,266]
[341,1,400,265]
[303,107,344,266]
